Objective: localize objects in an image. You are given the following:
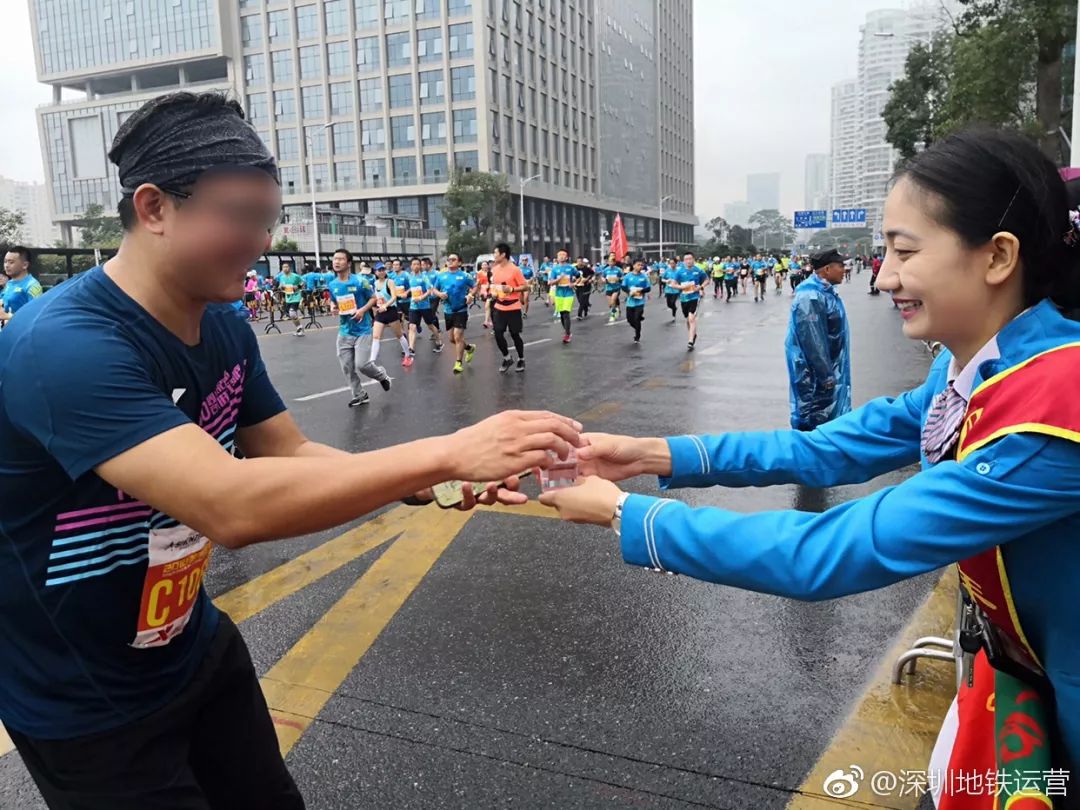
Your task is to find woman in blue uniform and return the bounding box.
[540,129,1080,789]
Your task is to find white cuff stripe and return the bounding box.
[640,500,663,569]
[689,435,711,475]
[646,500,674,572]
[684,434,706,474]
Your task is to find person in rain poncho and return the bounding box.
[784,248,851,430]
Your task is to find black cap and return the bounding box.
[810,249,847,270]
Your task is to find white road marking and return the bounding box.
[295,378,393,402]
[523,338,553,348]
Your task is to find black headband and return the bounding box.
[109,92,278,195]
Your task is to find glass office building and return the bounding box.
[31,0,695,256]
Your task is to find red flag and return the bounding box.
[610,214,629,261]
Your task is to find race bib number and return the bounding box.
[559,275,570,286]
[375,294,387,307]
[132,525,212,649]
[337,293,357,314]
[606,275,620,284]
[392,284,404,296]
[411,287,424,301]
[631,287,643,297]
[283,285,295,295]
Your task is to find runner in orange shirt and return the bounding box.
[489,243,528,373]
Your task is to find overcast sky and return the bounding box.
[0,0,903,218]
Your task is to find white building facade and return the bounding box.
[0,176,62,248]
[29,0,696,257]
[803,153,829,211]
[829,2,956,232]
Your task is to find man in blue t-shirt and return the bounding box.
[601,257,624,323]
[403,257,443,364]
[433,253,477,373]
[675,252,708,351]
[519,255,535,318]
[327,248,391,407]
[0,91,582,810]
[548,249,579,342]
[0,246,43,326]
[621,258,652,343]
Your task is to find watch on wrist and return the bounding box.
[611,492,630,535]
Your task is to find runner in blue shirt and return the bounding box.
[537,257,552,308]
[404,257,443,363]
[723,261,738,302]
[0,89,582,810]
[369,263,411,365]
[660,258,681,321]
[549,249,579,343]
[519,255,535,318]
[326,249,391,407]
[622,258,652,343]
[675,252,707,351]
[389,259,411,330]
[0,246,43,326]
[601,255,624,323]
[433,253,477,373]
[421,257,441,323]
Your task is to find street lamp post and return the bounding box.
[519,173,541,255]
[305,122,337,269]
[658,194,673,262]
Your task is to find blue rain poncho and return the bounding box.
[784,273,851,430]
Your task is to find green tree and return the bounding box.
[883,36,952,158]
[938,18,1037,136]
[728,225,754,249]
[885,1,1075,163]
[959,0,1075,160]
[748,209,796,251]
[76,203,123,249]
[440,169,512,262]
[272,237,299,251]
[0,206,26,246]
[704,216,729,243]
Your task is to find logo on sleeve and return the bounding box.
[171,389,186,405]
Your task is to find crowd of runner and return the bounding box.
[241,247,859,406]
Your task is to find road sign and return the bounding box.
[831,208,868,226]
[793,210,828,229]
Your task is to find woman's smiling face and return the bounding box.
[875,176,1016,348]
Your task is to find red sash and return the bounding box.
[954,342,1080,675]
[937,343,1080,809]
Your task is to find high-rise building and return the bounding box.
[803,153,830,211]
[828,3,956,232]
[746,172,779,214]
[723,200,753,229]
[829,79,859,213]
[28,0,695,258]
[0,176,61,248]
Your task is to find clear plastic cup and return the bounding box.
[539,447,578,490]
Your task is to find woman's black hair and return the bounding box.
[892,127,1080,309]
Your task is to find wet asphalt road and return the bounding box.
[1,277,940,809]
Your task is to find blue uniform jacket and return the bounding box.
[620,300,1080,767]
[785,273,852,430]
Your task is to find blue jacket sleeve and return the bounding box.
[660,372,934,490]
[621,433,1080,601]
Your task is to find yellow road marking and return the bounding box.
[786,572,958,809]
[478,500,559,520]
[576,401,623,422]
[0,725,12,758]
[214,505,412,624]
[260,505,471,755]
